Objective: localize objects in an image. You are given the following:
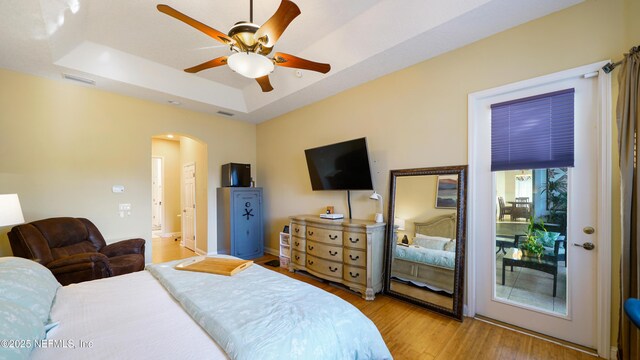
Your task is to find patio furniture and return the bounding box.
[502,248,559,297]
[498,196,512,221]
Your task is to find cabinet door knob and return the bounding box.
[295,228,300,233]
[349,254,359,261]
[308,231,314,236]
[295,241,300,246]
[295,255,300,260]
[308,245,314,251]
[329,250,337,256]
[329,234,338,240]
[307,260,314,265]
[349,272,360,278]
[349,237,359,243]
[329,266,338,272]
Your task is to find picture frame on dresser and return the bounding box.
[288,215,386,300]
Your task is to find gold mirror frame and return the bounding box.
[383,165,467,320]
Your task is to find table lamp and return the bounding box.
[0,194,25,227]
[369,191,383,223]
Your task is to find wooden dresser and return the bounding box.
[289,215,386,300]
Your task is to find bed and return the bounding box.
[0,256,391,360]
[390,213,456,293]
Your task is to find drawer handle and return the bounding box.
[308,245,314,251]
[349,254,360,261]
[329,234,338,240]
[307,260,314,265]
[295,255,300,260]
[349,237,360,243]
[308,231,314,236]
[329,266,338,273]
[349,271,360,278]
[329,250,338,256]
[295,241,300,246]
[295,228,300,233]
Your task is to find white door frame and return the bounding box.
[182,162,197,251]
[152,156,164,234]
[467,61,612,357]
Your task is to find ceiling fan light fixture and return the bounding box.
[227,52,274,79]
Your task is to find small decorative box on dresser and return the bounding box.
[289,215,386,300]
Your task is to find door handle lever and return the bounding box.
[573,242,595,250]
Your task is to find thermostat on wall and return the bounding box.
[112,185,125,193]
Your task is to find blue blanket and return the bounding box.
[146,258,392,360]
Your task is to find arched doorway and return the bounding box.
[151,133,208,263]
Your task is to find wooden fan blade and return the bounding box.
[254,0,301,48]
[256,76,274,92]
[273,52,331,74]
[157,4,233,45]
[184,56,228,73]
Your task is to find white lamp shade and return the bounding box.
[394,217,406,231]
[0,194,24,227]
[227,52,274,79]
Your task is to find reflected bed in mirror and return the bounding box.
[383,166,467,320]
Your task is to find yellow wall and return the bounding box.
[179,136,208,254]
[0,68,256,261]
[394,175,456,241]
[151,138,181,234]
[257,0,626,346]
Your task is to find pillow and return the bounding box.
[0,300,45,360]
[535,231,561,248]
[413,235,450,250]
[0,257,61,325]
[415,233,451,242]
[444,240,457,252]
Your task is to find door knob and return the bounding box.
[573,242,595,250]
[583,226,595,234]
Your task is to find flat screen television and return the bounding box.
[304,137,374,191]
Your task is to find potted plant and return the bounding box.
[520,216,546,258]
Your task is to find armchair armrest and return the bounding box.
[553,236,567,255]
[100,238,146,258]
[47,253,112,285]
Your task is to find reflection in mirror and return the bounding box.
[384,166,467,320]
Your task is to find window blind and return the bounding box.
[491,88,575,171]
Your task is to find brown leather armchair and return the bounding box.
[8,217,145,285]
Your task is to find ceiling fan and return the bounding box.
[157,0,331,92]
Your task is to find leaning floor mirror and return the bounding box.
[383,165,467,320]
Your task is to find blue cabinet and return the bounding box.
[216,187,263,259]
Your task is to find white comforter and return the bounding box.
[31,271,227,360]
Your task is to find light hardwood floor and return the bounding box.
[151,241,599,359]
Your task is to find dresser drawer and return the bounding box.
[343,231,367,250]
[292,250,306,266]
[306,240,343,262]
[307,226,342,245]
[306,255,342,278]
[291,223,306,237]
[343,265,366,286]
[291,236,306,252]
[343,248,366,267]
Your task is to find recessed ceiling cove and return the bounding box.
[0,0,583,123]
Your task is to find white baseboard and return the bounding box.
[264,247,279,256]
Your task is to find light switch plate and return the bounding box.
[112,185,125,193]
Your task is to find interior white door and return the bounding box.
[151,157,163,232]
[183,163,196,251]
[473,73,599,347]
